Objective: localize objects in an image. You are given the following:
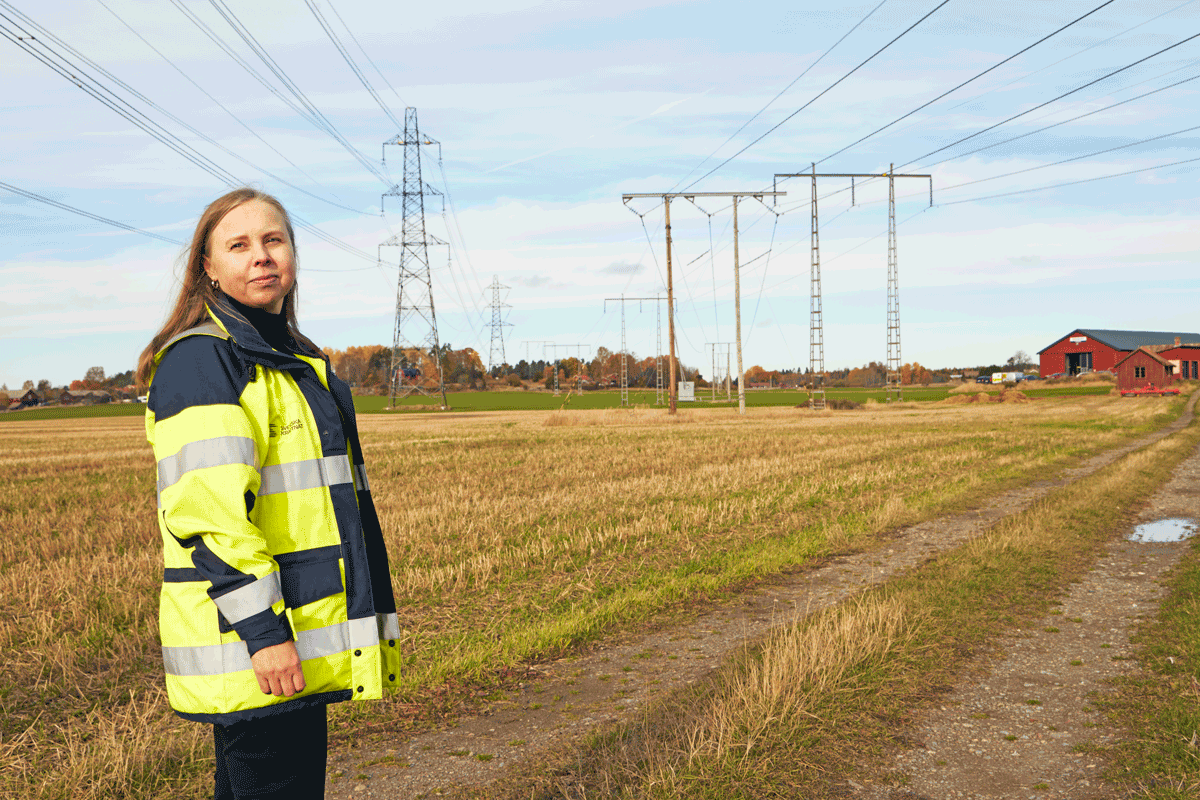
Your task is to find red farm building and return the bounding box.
[1038,329,1200,378]
[1113,348,1178,393]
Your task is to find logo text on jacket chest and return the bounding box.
[269,418,304,438]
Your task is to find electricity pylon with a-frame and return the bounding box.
[485,275,512,371]
[544,344,589,395]
[621,191,785,415]
[605,295,661,407]
[774,165,931,406]
[382,107,447,409]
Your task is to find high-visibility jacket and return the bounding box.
[146,298,400,724]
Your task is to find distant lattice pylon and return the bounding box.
[381,108,447,408]
[485,275,512,370]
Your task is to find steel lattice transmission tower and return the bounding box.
[381,108,447,409]
[485,275,512,371]
[885,164,902,403]
[809,166,825,410]
[775,167,930,407]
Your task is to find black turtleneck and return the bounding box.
[224,295,297,355]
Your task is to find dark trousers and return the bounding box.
[213,704,327,800]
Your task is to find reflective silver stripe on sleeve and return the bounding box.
[163,620,357,677]
[212,572,283,626]
[378,612,401,640]
[162,640,252,678]
[259,455,354,497]
[354,464,370,493]
[157,436,257,496]
[348,616,379,651]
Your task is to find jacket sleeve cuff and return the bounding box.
[235,609,294,657]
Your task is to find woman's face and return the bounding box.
[203,199,296,314]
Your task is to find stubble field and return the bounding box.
[0,396,1181,799]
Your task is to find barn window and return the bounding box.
[1135,366,1146,379]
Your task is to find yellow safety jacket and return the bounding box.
[146,299,400,724]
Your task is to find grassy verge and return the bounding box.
[0,384,1118,422]
[484,398,1200,799]
[1094,535,1200,797]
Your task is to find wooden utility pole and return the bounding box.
[621,190,785,415]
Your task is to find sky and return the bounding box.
[2,0,1199,389]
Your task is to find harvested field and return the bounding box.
[0,396,1184,799]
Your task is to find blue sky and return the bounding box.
[2,0,1199,388]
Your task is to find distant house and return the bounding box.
[61,389,113,405]
[1114,347,1178,392]
[4,389,41,410]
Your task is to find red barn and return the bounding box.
[1114,348,1177,393]
[1038,329,1200,377]
[1158,342,1200,381]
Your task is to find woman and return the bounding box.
[136,188,400,799]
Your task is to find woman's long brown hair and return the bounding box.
[136,188,320,387]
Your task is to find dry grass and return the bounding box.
[508,395,1198,799]
[0,397,1182,798]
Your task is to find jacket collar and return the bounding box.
[207,296,307,370]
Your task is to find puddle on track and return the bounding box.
[1127,518,1198,543]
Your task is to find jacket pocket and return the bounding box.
[276,545,344,608]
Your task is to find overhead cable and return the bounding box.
[816,0,1119,165]
[93,0,356,213]
[939,0,1200,118]
[939,154,1200,205]
[1,9,380,265]
[197,0,389,184]
[303,0,403,132]
[324,0,408,108]
[670,0,886,192]
[905,30,1200,167]
[919,69,1200,171]
[0,180,184,245]
[3,2,363,214]
[681,0,951,190]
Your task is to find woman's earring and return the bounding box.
[210,278,220,291]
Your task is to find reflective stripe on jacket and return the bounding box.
[146,299,400,724]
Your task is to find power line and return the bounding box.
[669,0,886,192]
[937,122,1200,193]
[303,0,403,132]
[918,69,1200,171]
[93,0,357,214]
[193,0,390,184]
[817,0,1119,166]
[681,0,951,190]
[904,30,1200,168]
[2,2,364,215]
[938,0,1200,119]
[324,0,408,109]
[939,154,1200,205]
[0,13,239,187]
[0,180,184,245]
[1,8,381,265]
